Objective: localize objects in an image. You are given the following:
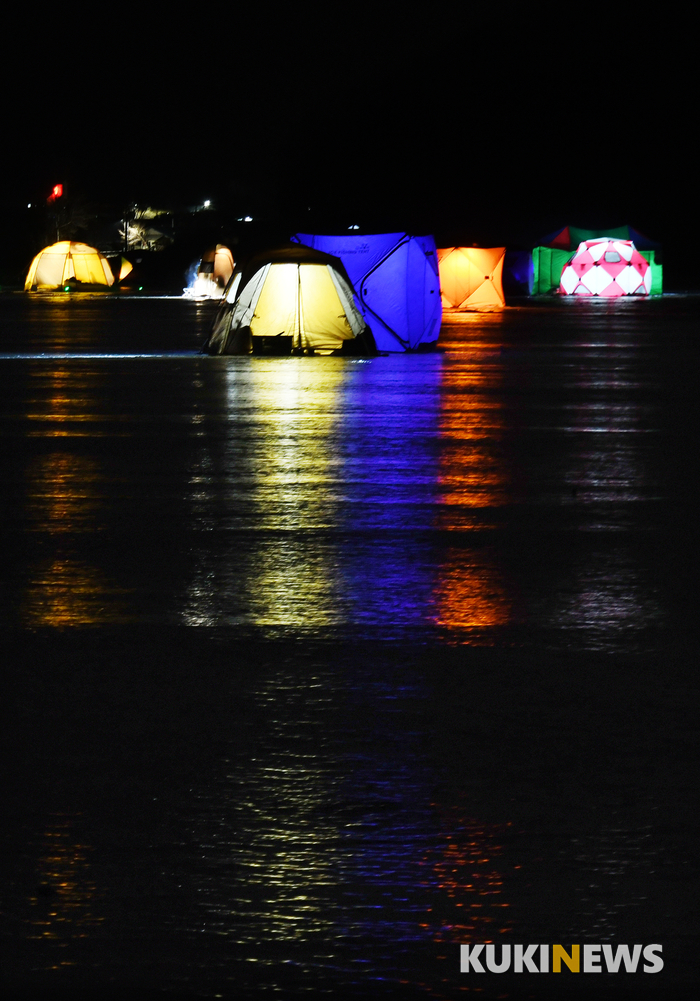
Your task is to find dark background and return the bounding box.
[0,17,695,282]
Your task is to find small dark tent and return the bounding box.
[186,244,235,299]
[292,233,442,352]
[204,245,376,356]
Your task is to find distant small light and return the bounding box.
[348,224,360,230]
[244,216,253,222]
[203,200,211,208]
[27,203,31,208]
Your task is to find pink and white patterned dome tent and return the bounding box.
[560,238,652,297]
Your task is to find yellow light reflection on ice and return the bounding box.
[182,359,347,631]
[188,670,338,945]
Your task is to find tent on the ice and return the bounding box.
[24,241,115,290]
[530,225,662,295]
[291,232,442,352]
[559,238,652,297]
[205,244,376,355]
[187,244,235,299]
[542,224,658,251]
[437,247,506,309]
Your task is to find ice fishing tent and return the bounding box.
[502,250,532,296]
[291,233,442,352]
[531,225,662,295]
[205,245,376,355]
[560,238,652,297]
[543,224,657,251]
[437,247,506,309]
[25,241,114,290]
[187,244,235,299]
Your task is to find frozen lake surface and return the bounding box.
[1,292,698,998]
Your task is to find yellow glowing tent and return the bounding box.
[206,245,376,355]
[437,247,506,309]
[25,241,115,291]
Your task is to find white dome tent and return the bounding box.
[25,241,114,291]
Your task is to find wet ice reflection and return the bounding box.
[182,357,444,637]
[422,813,514,946]
[2,323,667,648]
[545,547,663,641]
[17,370,127,624]
[26,814,104,968]
[161,664,519,991]
[433,330,514,636]
[180,672,340,957]
[559,825,660,940]
[182,361,348,631]
[561,396,657,514]
[22,555,127,626]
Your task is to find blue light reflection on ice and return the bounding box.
[181,356,445,639]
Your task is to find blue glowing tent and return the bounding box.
[291,233,442,352]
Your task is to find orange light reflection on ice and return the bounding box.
[420,812,514,945]
[434,327,513,633]
[22,556,127,626]
[20,365,127,625]
[27,814,104,952]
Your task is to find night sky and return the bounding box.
[2,15,695,279]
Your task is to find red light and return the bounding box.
[47,184,63,203]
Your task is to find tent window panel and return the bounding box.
[74,255,99,283]
[298,265,352,346]
[225,272,243,303]
[102,258,114,284]
[77,254,108,284]
[91,258,106,283]
[251,264,300,338]
[73,255,89,282]
[34,256,65,287]
[63,256,76,282]
[327,267,367,338]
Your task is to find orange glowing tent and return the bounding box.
[437,247,506,309]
